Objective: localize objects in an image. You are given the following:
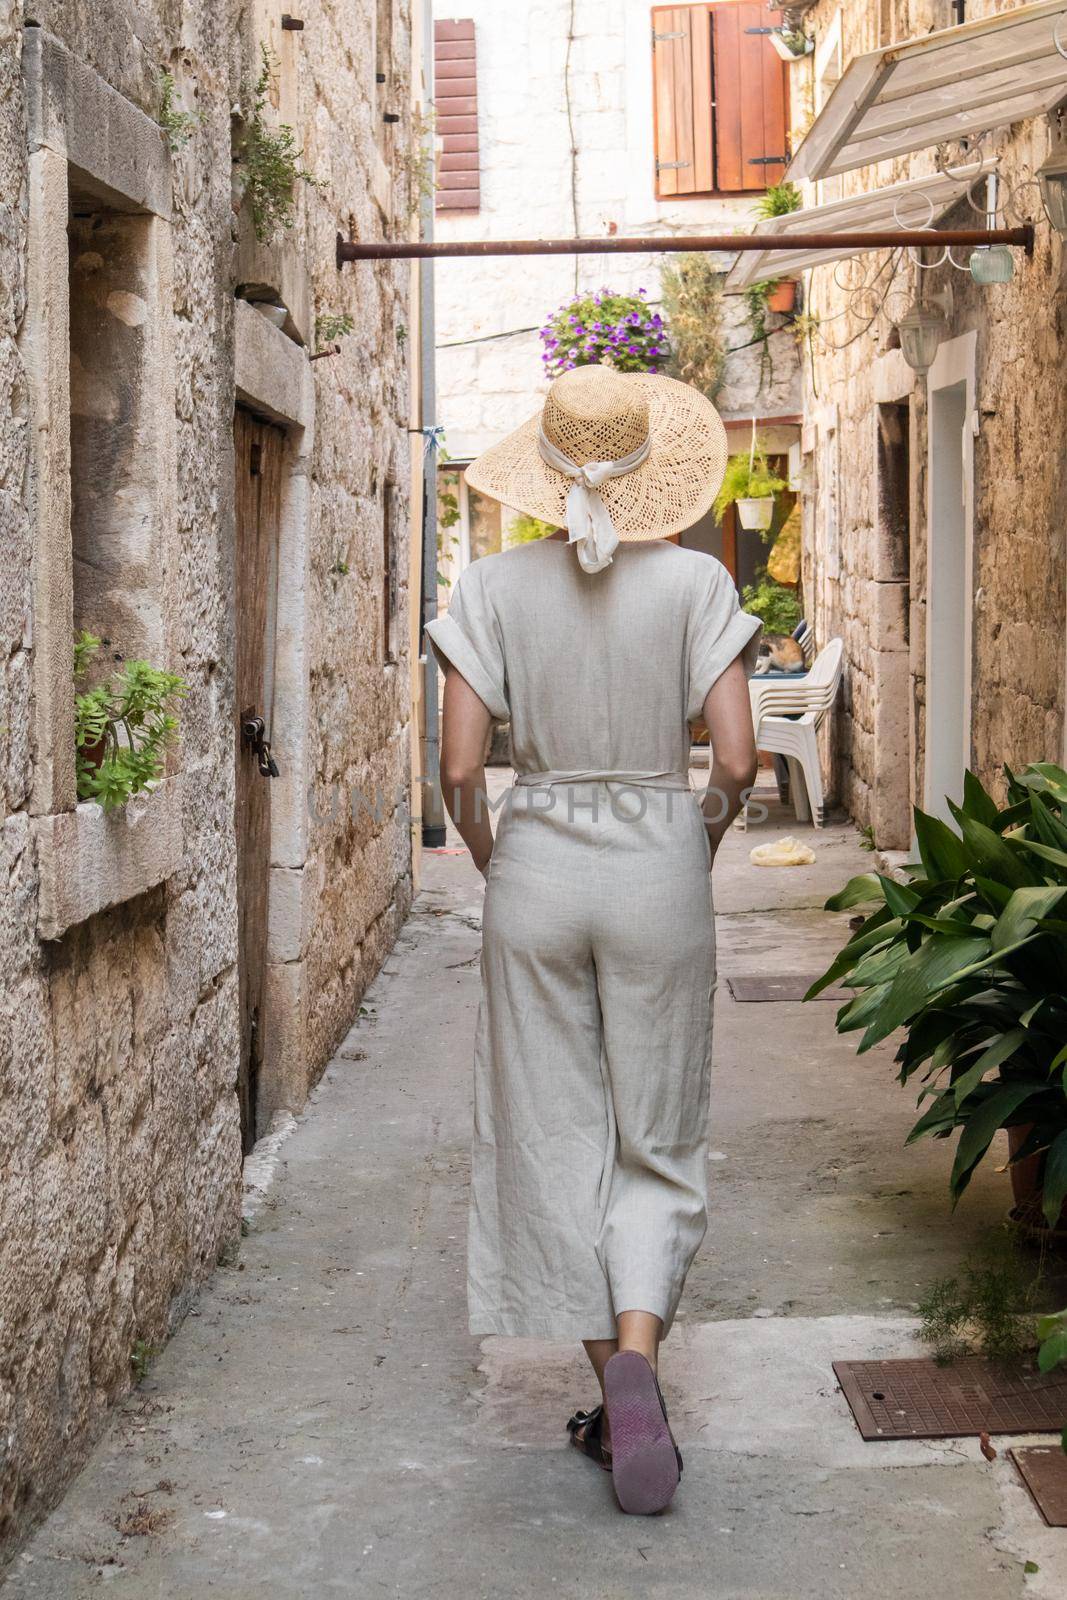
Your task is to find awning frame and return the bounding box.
[786,0,1067,182]
[722,158,1001,290]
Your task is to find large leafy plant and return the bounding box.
[75,631,188,811]
[808,765,1067,1221]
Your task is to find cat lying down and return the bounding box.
[754,635,806,675]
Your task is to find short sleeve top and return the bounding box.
[425,540,761,776]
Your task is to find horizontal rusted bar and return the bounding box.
[338,226,1034,263]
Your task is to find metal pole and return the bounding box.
[339,225,1033,263]
[418,0,447,849]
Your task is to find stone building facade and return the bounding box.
[0,0,424,1557]
[791,0,1067,847]
[432,0,802,589]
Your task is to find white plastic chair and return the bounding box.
[741,638,844,829]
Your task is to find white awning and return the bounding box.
[787,0,1067,182]
[724,159,998,290]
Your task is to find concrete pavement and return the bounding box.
[5,775,1065,1598]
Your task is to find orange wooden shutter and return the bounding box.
[651,6,713,198]
[710,3,789,193]
[435,19,480,211]
[652,4,788,197]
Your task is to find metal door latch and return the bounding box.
[241,713,280,778]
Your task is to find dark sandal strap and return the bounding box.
[649,1369,684,1477]
[566,1404,612,1469]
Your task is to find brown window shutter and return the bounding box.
[434,19,480,212]
[710,3,789,193]
[651,6,713,198]
[651,3,789,197]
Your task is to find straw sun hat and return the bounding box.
[464,364,728,574]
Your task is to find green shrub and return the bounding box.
[660,254,726,400]
[507,514,556,545]
[235,46,322,242]
[741,576,801,636]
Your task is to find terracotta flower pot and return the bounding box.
[1007,1123,1067,1237]
[767,280,797,314]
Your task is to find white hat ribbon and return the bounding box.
[537,425,652,574]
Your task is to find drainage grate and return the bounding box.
[725,974,851,1003]
[834,1357,1067,1441]
[1009,1445,1067,1526]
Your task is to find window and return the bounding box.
[651,3,789,197]
[68,201,164,662]
[434,19,480,212]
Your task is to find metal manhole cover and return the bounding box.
[1009,1445,1067,1526]
[834,1358,1067,1440]
[725,974,850,1003]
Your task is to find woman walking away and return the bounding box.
[425,364,760,1515]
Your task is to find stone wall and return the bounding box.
[0,0,416,1558]
[797,0,1066,846]
[432,0,802,462]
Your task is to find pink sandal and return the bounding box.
[603,1350,683,1514]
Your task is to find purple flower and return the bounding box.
[626,343,640,353]
[638,287,647,296]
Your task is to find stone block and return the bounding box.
[35,778,183,941]
[234,298,313,428]
[23,27,172,219]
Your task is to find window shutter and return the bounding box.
[651,6,713,198]
[434,19,479,212]
[651,4,788,197]
[710,3,789,193]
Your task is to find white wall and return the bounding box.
[433,0,801,459]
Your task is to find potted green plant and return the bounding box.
[714,430,787,532]
[808,764,1067,1232]
[752,183,802,313]
[74,631,188,811]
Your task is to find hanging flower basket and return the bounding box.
[736,496,776,532]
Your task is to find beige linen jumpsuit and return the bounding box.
[426,537,761,1341]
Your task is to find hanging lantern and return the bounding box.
[896,302,946,375]
[1037,145,1067,237]
[968,245,1015,285]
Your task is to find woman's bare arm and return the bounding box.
[699,654,758,865]
[438,663,497,878]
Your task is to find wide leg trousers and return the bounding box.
[469,779,716,1341]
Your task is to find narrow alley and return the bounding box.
[7,778,1062,1599]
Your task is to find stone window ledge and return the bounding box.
[35,777,183,941]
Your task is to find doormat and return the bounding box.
[1009,1445,1067,1526]
[833,1357,1067,1441]
[725,974,851,1003]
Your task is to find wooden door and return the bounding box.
[234,407,284,1153]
